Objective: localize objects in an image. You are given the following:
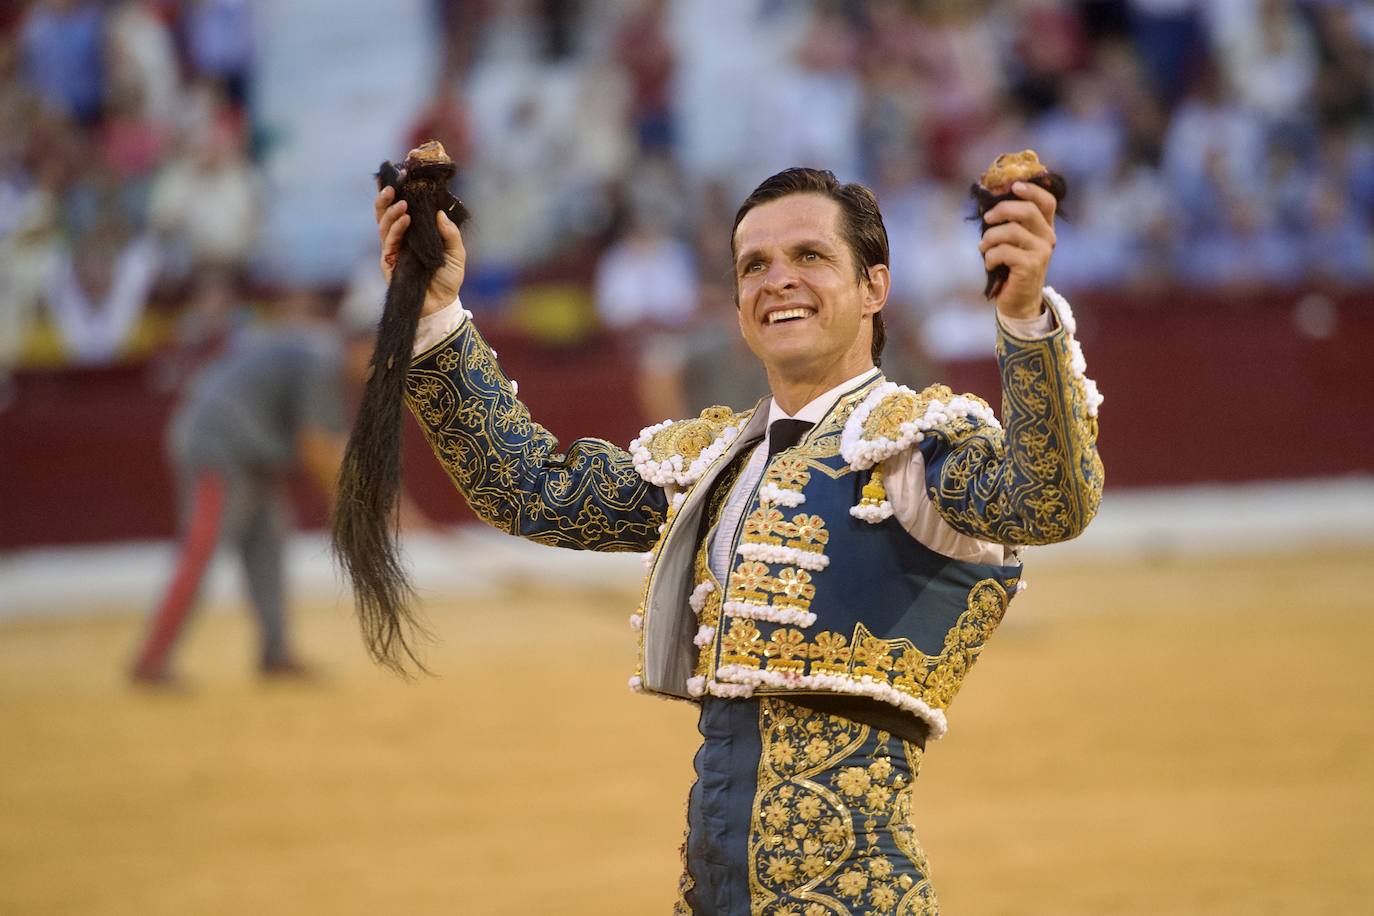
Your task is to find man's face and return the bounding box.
[733,193,886,384]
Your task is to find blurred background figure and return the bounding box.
[19,0,107,127]
[129,291,347,684]
[147,116,261,282]
[128,291,429,686]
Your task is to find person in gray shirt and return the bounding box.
[130,292,399,684]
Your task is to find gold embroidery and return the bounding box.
[931,331,1104,545]
[863,387,932,441]
[724,508,830,628]
[744,507,788,545]
[739,579,1010,714]
[730,561,773,604]
[645,405,742,465]
[404,330,666,552]
[853,634,895,681]
[723,619,764,669]
[786,514,829,552]
[770,569,815,610]
[764,627,808,674]
[765,456,811,491]
[748,700,937,914]
[809,632,850,675]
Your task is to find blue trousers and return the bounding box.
[678,697,938,915]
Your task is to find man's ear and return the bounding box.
[863,263,890,317]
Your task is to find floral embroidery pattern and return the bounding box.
[759,456,811,508]
[713,579,1011,741]
[748,699,937,915]
[929,294,1104,545]
[405,327,667,552]
[630,405,749,488]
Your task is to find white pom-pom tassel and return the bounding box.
[758,483,806,507]
[688,581,716,615]
[849,501,894,523]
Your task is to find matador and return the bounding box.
[375,163,1104,914]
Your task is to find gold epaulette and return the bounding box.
[629,405,751,488]
[841,383,1000,472]
[838,383,1000,525]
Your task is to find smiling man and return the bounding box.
[371,165,1104,914]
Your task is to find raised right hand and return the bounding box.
[375,185,467,317]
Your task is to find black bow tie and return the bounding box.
[767,419,814,459]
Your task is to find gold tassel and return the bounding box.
[859,467,888,508]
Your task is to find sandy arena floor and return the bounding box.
[2,546,1371,915]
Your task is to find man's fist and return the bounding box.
[375,184,467,317]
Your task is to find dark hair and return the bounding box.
[333,153,467,677]
[731,167,889,366]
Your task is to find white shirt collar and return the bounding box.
[765,368,880,429]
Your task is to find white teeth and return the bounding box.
[767,308,812,324]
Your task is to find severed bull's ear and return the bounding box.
[333,140,468,676]
[969,149,1067,301]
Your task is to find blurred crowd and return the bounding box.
[0,0,256,386]
[1,0,1372,403]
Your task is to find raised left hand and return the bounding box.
[977,181,1057,320]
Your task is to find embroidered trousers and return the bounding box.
[679,697,939,915]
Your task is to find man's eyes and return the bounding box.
[742,251,822,274]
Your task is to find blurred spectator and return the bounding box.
[1308,2,1374,128]
[1030,72,1126,190]
[20,0,107,126]
[638,278,769,421]
[594,209,697,336]
[98,83,169,223]
[1209,0,1318,134]
[1162,64,1266,205]
[669,0,811,194]
[628,176,766,420]
[614,0,675,150]
[1305,176,1373,286]
[0,159,63,379]
[857,2,928,180]
[104,0,181,128]
[881,175,992,365]
[1169,146,1305,289]
[182,0,254,107]
[1093,37,1170,163]
[1055,145,1176,292]
[147,267,249,393]
[909,0,1006,180]
[1006,0,1089,115]
[1126,0,1206,105]
[407,81,474,167]
[148,117,262,278]
[44,227,159,364]
[756,6,863,180]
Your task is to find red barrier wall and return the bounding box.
[3,292,1371,549]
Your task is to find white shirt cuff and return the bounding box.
[997,304,1056,339]
[412,295,469,356]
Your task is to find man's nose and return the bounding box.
[762,260,799,293]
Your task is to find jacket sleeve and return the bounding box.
[921,290,1105,545]
[403,319,668,552]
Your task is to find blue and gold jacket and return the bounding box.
[404,288,1103,740]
